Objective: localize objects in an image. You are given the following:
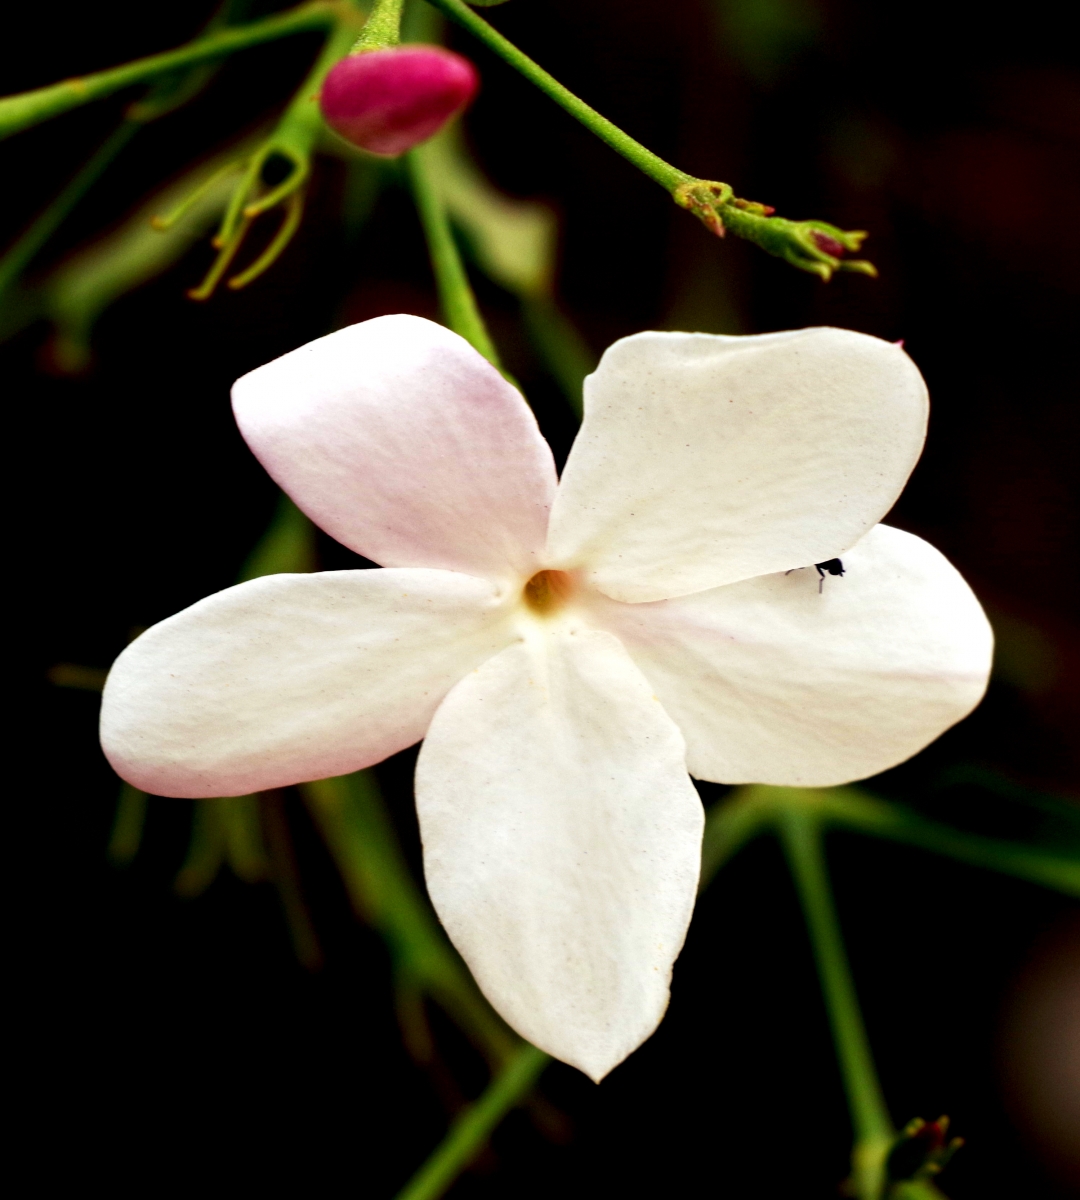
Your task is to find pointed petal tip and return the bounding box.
[530,1019,656,1084]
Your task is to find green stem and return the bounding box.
[107,783,148,866]
[698,788,776,892]
[0,120,138,298]
[519,296,592,419]
[395,1044,549,1200]
[407,142,502,368]
[0,1,337,141]
[423,0,690,193]
[778,806,893,1200]
[300,773,520,1064]
[352,0,405,51]
[820,786,1080,898]
[260,790,325,971]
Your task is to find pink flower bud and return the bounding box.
[320,45,479,157]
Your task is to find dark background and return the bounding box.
[9,0,1079,1195]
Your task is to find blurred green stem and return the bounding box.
[301,772,520,1063]
[0,2,337,140]
[395,1043,549,1200]
[779,806,893,1200]
[261,790,324,970]
[519,296,592,418]
[704,785,1080,897]
[0,121,138,299]
[423,0,690,193]
[407,142,502,368]
[107,783,148,866]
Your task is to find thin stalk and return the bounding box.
[698,788,776,891]
[423,0,690,193]
[519,296,592,418]
[300,773,520,1065]
[260,790,325,971]
[107,783,148,866]
[0,2,337,140]
[779,806,893,1200]
[394,1044,549,1200]
[0,120,138,298]
[823,786,1080,897]
[353,0,405,51]
[407,143,501,368]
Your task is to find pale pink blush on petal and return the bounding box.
[100,568,518,798]
[232,315,558,582]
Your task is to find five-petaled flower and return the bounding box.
[100,315,992,1081]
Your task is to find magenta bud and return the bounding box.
[320,45,479,157]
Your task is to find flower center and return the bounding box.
[522,569,574,616]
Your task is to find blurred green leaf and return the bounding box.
[425,127,557,299]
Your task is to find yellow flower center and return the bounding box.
[523,569,574,616]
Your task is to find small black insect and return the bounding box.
[814,558,844,592]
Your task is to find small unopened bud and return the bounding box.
[320,45,479,157]
[810,230,846,258]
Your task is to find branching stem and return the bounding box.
[0,2,338,141]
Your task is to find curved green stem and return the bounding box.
[0,1,337,141]
[421,0,874,278]
[394,1044,550,1200]
[422,0,690,192]
[407,142,502,368]
[779,806,893,1200]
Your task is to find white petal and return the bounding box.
[587,525,993,786]
[232,315,558,581]
[547,328,928,602]
[415,624,703,1082]
[101,569,516,798]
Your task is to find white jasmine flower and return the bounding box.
[100,315,992,1081]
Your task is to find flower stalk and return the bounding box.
[394,1043,549,1200]
[424,0,690,193]
[779,805,894,1200]
[424,0,875,278]
[407,140,502,368]
[352,0,406,52]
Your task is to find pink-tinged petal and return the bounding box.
[416,624,703,1081]
[320,46,479,158]
[100,569,516,798]
[548,328,928,602]
[587,525,993,786]
[232,315,558,582]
